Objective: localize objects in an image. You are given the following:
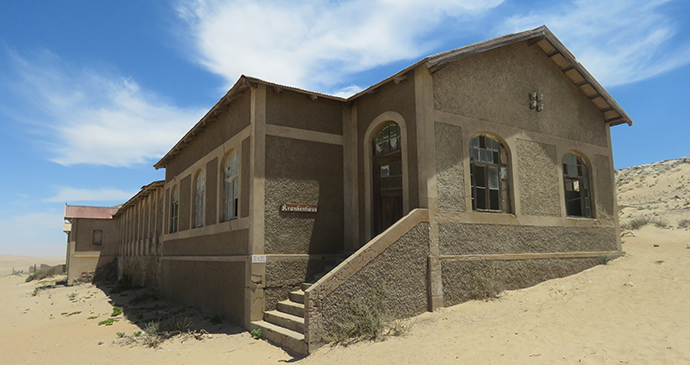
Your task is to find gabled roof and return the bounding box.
[64,205,119,220]
[113,180,165,217]
[154,25,631,169]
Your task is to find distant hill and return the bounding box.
[616,157,690,229]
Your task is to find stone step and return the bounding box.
[252,320,307,356]
[276,300,304,317]
[264,310,305,333]
[300,282,312,291]
[289,289,305,304]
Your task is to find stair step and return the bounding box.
[289,290,305,304]
[277,300,304,317]
[300,283,312,291]
[252,320,307,356]
[264,310,305,333]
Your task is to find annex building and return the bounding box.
[64,26,631,355]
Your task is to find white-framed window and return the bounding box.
[193,170,205,228]
[170,186,179,233]
[223,151,240,221]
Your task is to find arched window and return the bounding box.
[563,153,592,217]
[470,135,511,213]
[193,170,205,228]
[223,151,239,221]
[170,186,179,233]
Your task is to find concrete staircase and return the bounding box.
[251,260,344,356]
[252,282,310,356]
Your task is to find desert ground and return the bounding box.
[1,157,689,364]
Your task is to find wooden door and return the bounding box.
[372,123,403,236]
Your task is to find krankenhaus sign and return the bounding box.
[280,203,318,213]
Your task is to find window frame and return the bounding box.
[170,185,179,233]
[193,170,205,228]
[92,229,103,245]
[222,150,240,222]
[469,134,512,213]
[562,152,593,218]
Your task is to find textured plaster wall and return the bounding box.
[159,260,246,325]
[318,223,429,334]
[432,41,608,147]
[264,135,344,254]
[439,223,617,255]
[166,94,251,180]
[179,176,191,231]
[441,257,601,306]
[435,122,465,212]
[74,218,119,256]
[162,229,249,256]
[120,256,159,292]
[264,258,332,311]
[516,139,561,217]
[205,158,218,225]
[266,89,343,135]
[595,154,614,219]
[240,137,250,218]
[356,78,418,240]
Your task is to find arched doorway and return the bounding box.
[372,122,403,235]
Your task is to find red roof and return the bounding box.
[64,205,118,219]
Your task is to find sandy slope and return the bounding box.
[1,157,689,364]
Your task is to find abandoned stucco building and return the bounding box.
[67,26,631,355]
[64,205,119,282]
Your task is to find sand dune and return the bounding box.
[1,157,689,364]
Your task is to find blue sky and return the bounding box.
[0,0,688,257]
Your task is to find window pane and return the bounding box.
[471,148,479,161]
[474,165,486,187]
[489,189,499,210]
[476,188,486,210]
[488,167,499,189]
[391,175,403,189]
[380,164,390,177]
[390,136,398,151]
[470,137,479,148]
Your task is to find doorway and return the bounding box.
[372,123,403,235]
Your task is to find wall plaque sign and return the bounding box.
[252,255,266,263]
[280,203,318,213]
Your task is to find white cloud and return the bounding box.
[8,50,207,167]
[176,0,503,93]
[500,0,690,87]
[332,85,364,98]
[44,187,137,203]
[0,212,65,257]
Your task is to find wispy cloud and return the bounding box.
[0,212,65,256]
[500,0,690,87]
[7,50,206,167]
[44,187,137,203]
[176,0,503,93]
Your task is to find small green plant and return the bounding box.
[68,292,77,301]
[31,288,39,296]
[250,328,263,339]
[143,321,163,348]
[174,317,192,332]
[98,318,119,326]
[600,254,610,265]
[111,306,123,317]
[209,315,222,325]
[25,266,63,282]
[87,316,99,320]
[133,331,142,337]
[116,332,125,338]
[677,219,690,229]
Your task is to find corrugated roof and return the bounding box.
[64,205,119,220]
[112,180,164,217]
[154,25,632,169]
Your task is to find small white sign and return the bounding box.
[252,255,267,263]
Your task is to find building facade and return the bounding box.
[68,26,631,355]
[64,205,119,283]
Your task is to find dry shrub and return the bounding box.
[323,285,412,344]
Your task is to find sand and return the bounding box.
[0,255,64,277]
[1,157,688,364]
